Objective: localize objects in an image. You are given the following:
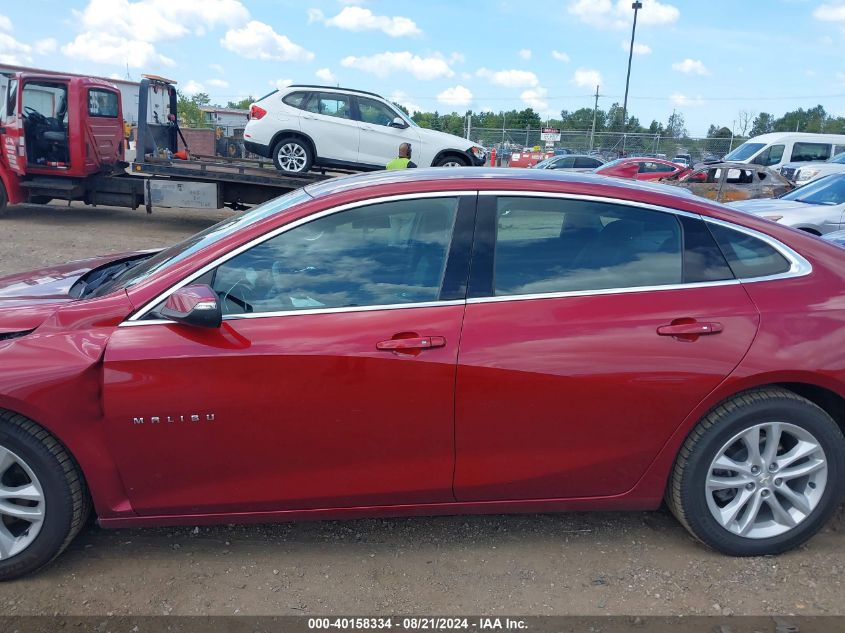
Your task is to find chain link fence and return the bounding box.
[467,127,737,164]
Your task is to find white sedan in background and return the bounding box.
[728,173,845,236]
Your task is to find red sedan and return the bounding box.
[0,168,843,579]
[595,156,691,181]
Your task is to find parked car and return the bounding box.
[530,154,604,171]
[665,162,793,203]
[594,157,690,181]
[673,154,692,168]
[243,85,486,172]
[1,168,844,579]
[729,173,845,235]
[823,228,845,247]
[781,151,845,184]
[723,132,845,171]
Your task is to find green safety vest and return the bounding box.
[386,157,412,170]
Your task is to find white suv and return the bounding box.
[243,85,486,173]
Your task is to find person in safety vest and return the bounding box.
[386,143,417,170]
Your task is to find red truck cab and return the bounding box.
[0,72,124,207]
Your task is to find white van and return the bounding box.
[722,132,845,171]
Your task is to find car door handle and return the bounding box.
[657,321,723,336]
[376,336,446,352]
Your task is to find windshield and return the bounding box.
[533,157,556,169]
[724,142,766,162]
[781,174,845,205]
[91,189,312,297]
[829,152,845,164]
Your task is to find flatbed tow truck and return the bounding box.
[0,73,347,214]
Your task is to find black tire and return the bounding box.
[0,411,90,580]
[434,154,469,167]
[271,137,313,173]
[0,180,7,213]
[667,387,845,556]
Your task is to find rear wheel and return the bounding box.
[667,388,844,556]
[272,137,313,173]
[434,155,469,167]
[0,411,90,580]
[0,181,7,213]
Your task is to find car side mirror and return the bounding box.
[390,117,409,129]
[160,284,222,328]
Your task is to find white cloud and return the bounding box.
[672,58,709,75]
[321,6,422,37]
[62,32,174,68]
[62,0,248,68]
[183,80,205,95]
[571,68,603,88]
[552,50,570,62]
[815,3,845,23]
[270,78,293,90]
[437,85,473,107]
[221,21,314,62]
[568,0,680,30]
[521,86,549,113]
[71,0,249,42]
[623,41,652,55]
[210,63,225,74]
[0,14,13,32]
[341,51,454,80]
[0,32,33,65]
[206,78,229,88]
[449,52,465,64]
[476,68,539,88]
[518,48,532,60]
[389,90,423,115]
[316,67,337,83]
[670,93,704,107]
[34,38,58,55]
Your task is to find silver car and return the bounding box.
[530,154,605,171]
[728,173,845,236]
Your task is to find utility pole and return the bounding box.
[621,1,642,156]
[501,112,506,147]
[590,84,600,151]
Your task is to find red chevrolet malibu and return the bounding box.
[595,157,691,181]
[0,168,843,579]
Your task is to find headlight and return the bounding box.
[470,146,486,159]
[762,214,784,222]
[796,169,819,182]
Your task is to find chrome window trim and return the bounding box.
[125,191,476,323]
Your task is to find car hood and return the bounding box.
[727,198,813,215]
[416,127,474,150]
[0,251,152,310]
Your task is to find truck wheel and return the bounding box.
[0,181,7,214]
[666,388,844,556]
[0,411,90,580]
[272,138,313,173]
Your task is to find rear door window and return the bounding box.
[305,92,353,120]
[707,223,791,279]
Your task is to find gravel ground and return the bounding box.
[0,201,843,616]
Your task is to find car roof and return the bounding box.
[285,84,385,99]
[303,166,700,200]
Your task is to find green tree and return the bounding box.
[666,111,688,138]
[749,112,774,137]
[225,96,256,110]
[177,91,213,127]
[706,124,733,139]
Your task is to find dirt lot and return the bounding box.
[0,202,843,616]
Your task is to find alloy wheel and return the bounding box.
[705,422,827,539]
[277,143,308,172]
[0,444,45,559]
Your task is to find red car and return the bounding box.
[595,157,691,181]
[1,168,843,579]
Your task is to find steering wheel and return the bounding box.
[220,278,258,314]
[23,107,46,123]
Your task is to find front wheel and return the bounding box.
[272,138,313,173]
[667,388,844,556]
[0,412,90,580]
[434,155,469,167]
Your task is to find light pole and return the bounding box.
[621,1,642,156]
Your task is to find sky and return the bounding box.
[1,0,844,136]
